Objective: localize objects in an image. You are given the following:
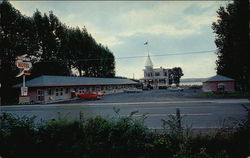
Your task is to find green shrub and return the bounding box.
[0,107,250,158]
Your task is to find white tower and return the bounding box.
[145,54,153,69]
[143,54,154,86]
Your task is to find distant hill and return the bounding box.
[180,78,208,83]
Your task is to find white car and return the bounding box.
[168,87,184,92]
[124,88,143,93]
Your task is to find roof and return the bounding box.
[145,55,153,68]
[14,75,138,88]
[204,75,234,82]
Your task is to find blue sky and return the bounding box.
[12,1,227,79]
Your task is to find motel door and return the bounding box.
[55,88,64,100]
[37,89,45,102]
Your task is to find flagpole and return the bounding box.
[145,40,149,56]
[147,43,149,56]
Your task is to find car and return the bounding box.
[142,84,153,90]
[124,88,143,93]
[168,87,184,92]
[77,91,104,100]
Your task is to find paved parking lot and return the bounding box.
[71,89,204,103]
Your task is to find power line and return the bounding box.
[0,49,216,63]
[118,50,215,59]
[77,49,216,62]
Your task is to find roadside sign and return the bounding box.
[16,70,24,77]
[21,87,28,96]
[15,54,32,99]
[24,70,31,75]
[16,60,32,70]
[15,54,31,62]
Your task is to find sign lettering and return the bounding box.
[16,61,32,70]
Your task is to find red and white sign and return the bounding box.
[16,60,32,70]
[24,70,31,75]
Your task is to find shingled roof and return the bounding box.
[14,75,138,88]
[204,75,234,82]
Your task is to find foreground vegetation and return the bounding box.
[0,107,249,158]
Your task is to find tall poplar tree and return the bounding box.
[0,1,116,104]
[212,0,250,91]
[0,1,38,103]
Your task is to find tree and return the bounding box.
[169,67,183,87]
[0,1,116,104]
[0,1,38,104]
[212,0,250,91]
[31,10,71,77]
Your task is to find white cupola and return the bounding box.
[145,54,153,68]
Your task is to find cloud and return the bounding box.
[10,1,225,79]
[119,24,199,38]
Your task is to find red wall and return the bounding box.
[202,81,235,92]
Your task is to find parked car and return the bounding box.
[158,86,167,89]
[124,88,143,93]
[77,91,104,100]
[142,84,153,90]
[168,87,184,92]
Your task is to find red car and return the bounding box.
[77,91,104,100]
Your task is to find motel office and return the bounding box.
[14,75,138,103]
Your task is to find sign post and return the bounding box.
[15,54,32,104]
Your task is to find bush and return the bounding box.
[0,108,250,158]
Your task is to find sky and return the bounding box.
[12,1,227,79]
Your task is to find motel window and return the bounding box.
[60,88,63,96]
[55,88,59,96]
[79,88,84,94]
[155,72,160,76]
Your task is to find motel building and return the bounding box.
[202,75,235,93]
[14,75,138,104]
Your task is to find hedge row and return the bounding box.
[0,110,249,158]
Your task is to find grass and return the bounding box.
[198,91,250,98]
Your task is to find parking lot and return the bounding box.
[72,88,204,104]
[1,89,250,130]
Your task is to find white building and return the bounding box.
[142,55,170,88]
